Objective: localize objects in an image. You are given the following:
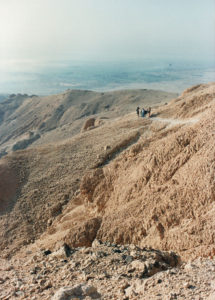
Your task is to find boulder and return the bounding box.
[51,284,101,300]
[64,217,102,248]
[81,118,96,132]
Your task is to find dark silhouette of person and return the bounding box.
[141,107,146,117]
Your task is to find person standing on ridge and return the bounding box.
[136,106,140,117]
[141,107,146,117]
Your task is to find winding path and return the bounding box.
[150,116,199,127]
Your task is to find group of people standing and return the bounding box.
[136,106,151,118]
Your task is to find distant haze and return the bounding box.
[0,0,214,71]
[0,0,214,95]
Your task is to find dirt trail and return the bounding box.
[151,116,199,126]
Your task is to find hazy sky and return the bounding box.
[0,0,214,70]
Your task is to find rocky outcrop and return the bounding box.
[52,284,101,300]
[81,118,96,132]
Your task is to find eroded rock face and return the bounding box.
[76,92,215,259]
[80,169,105,204]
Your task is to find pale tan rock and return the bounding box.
[50,247,67,260]
[91,239,101,248]
[125,286,136,298]
[51,284,100,300]
[131,260,146,270]
[104,145,111,151]
[94,119,104,127]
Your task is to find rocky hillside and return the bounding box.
[0,83,214,259]
[0,82,215,299]
[0,88,176,256]
[0,89,175,157]
[34,82,215,260]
